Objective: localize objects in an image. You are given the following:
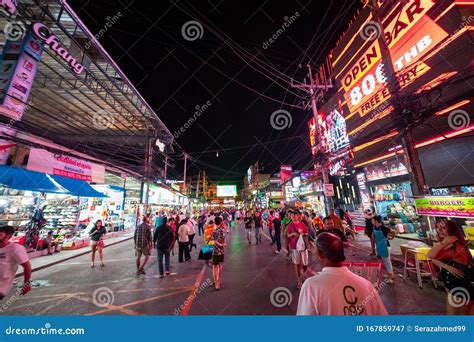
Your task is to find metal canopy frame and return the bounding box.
[0,0,175,176]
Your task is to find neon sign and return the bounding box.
[333,0,448,125]
[32,23,84,75]
[0,0,16,16]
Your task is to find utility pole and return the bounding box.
[196,170,201,199]
[370,0,430,234]
[183,153,188,195]
[292,64,333,215]
[164,156,168,182]
[143,135,153,218]
[370,0,428,197]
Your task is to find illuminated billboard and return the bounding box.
[217,185,237,197]
[332,0,452,140]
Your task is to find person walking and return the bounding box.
[303,211,316,250]
[153,217,173,278]
[287,210,309,289]
[427,220,474,315]
[89,219,107,268]
[297,232,387,315]
[253,211,263,244]
[211,219,227,290]
[0,226,31,300]
[273,211,282,254]
[281,210,292,258]
[328,208,343,229]
[134,216,152,275]
[344,210,353,229]
[187,218,197,252]
[244,212,253,244]
[198,213,206,236]
[371,215,396,283]
[168,217,177,256]
[177,219,191,262]
[268,210,276,245]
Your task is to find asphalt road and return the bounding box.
[1,222,446,315]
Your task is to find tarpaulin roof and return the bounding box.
[51,175,107,198]
[0,165,107,197]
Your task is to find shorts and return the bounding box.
[90,240,99,246]
[136,246,151,256]
[212,254,224,265]
[381,255,393,273]
[291,249,309,266]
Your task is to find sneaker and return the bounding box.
[47,252,52,255]
[159,274,164,278]
[54,250,60,253]
[165,271,171,276]
[140,269,146,275]
[275,250,280,254]
[136,270,141,276]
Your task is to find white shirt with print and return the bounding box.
[297,267,388,316]
[0,243,29,296]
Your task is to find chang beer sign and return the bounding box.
[32,23,84,74]
[415,197,474,219]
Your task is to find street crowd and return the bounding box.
[0,207,472,315]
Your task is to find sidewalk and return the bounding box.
[15,232,134,277]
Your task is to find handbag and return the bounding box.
[296,235,306,252]
[198,237,214,260]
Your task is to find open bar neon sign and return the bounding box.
[32,23,84,75]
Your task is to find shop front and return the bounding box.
[356,156,422,237]
[0,164,107,252]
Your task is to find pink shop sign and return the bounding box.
[27,148,105,183]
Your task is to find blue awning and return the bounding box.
[0,166,107,197]
[0,165,68,194]
[51,176,107,198]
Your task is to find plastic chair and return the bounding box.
[403,247,438,289]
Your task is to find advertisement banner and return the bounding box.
[0,39,23,103]
[0,33,43,120]
[27,148,105,183]
[332,0,451,140]
[280,165,292,184]
[415,196,474,218]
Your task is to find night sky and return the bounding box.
[68,0,362,183]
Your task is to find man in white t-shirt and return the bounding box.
[297,232,387,315]
[0,226,32,300]
[177,219,191,262]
